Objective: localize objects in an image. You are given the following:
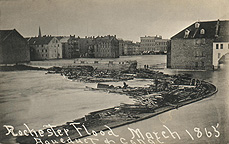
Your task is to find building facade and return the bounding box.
[140,35,169,54]
[78,37,94,58]
[94,35,119,58]
[168,20,229,70]
[118,39,125,56]
[123,41,140,55]
[29,36,62,60]
[61,36,80,59]
[0,29,30,64]
[213,36,229,69]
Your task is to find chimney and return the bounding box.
[38,26,42,37]
[215,19,220,37]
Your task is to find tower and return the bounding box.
[38,26,42,37]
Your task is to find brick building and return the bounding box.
[94,35,119,58]
[167,20,229,70]
[0,29,30,64]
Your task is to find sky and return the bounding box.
[0,0,228,42]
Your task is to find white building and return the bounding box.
[213,36,229,69]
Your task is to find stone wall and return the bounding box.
[170,38,214,70]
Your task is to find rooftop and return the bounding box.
[171,20,229,39]
[28,36,55,45]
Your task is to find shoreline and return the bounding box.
[70,81,218,140]
[16,81,217,144]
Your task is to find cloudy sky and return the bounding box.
[0,0,228,42]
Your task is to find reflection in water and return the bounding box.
[0,55,228,143]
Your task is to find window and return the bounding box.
[216,44,219,49]
[220,44,223,49]
[196,39,201,45]
[201,52,205,57]
[94,61,98,64]
[195,62,198,68]
[200,29,205,34]
[201,61,205,67]
[201,38,206,44]
[184,29,190,38]
[218,53,221,58]
[195,22,200,28]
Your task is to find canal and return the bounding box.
[0,55,228,143]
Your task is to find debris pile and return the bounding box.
[16,66,218,144]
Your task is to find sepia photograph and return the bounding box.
[0,0,228,143]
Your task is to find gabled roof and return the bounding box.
[171,20,229,39]
[0,29,28,44]
[28,36,54,45]
[0,30,13,42]
[0,29,26,42]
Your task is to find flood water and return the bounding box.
[0,55,228,144]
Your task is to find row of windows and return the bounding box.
[195,39,206,45]
[141,43,167,46]
[141,39,155,42]
[216,44,229,49]
[40,54,57,57]
[194,51,205,57]
[41,54,48,57]
[38,44,59,47]
[37,49,48,52]
[195,61,205,67]
[141,39,166,43]
[141,42,167,45]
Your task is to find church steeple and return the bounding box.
[38,26,42,37]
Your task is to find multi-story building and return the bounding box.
[78,36,94,58]
[0,29,30,64]
[118,39,125,56]
[167,20,229,70]
[59,36,70,59]
[29,35,62,60]
[140,35,169,54]
[61,35,80,59]
[123,41,140,55]
[94,35,119,58]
